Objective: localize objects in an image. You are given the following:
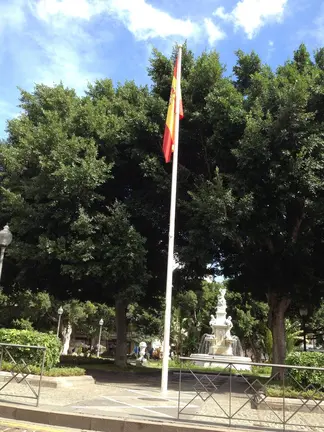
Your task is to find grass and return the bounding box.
[141,359,272,377]
[266,384,324,400]
[1,361,86,377]
[80,358,272,378]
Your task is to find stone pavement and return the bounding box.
[181,373,324,431]
[184,375,324,431]
[0,371,201,422]
[43,381,200,421]
[0,370,323,431]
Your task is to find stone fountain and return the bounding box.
[190,288,251,370]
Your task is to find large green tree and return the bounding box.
[0,83,152,366]
[180,45,324,367]
[0,84,110,296]
[2,43,324,371]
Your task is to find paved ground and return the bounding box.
[0,371,201,421]
[63,385,198,420]
[0,370,323,431]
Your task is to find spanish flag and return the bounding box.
[162,56,184,163]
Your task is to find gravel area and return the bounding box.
[180,375,324,431]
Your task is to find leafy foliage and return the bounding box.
[0,289,51,331]
[175,44,324,365]
[1,44,324,367]
[0,329,61,368]
[259,319,303,361]
[286,351,324,388]
[285,320,303,354]
[127,303,163,342]
[1,361,85,377]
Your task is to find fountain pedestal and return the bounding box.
[190,288,251,371]
[209,325,233,356]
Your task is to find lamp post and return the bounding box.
[57,306,63,337]
[97,318,104,358]
[299,307,308,352]
[0,225,13,284]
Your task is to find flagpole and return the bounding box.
[161,45,182,394]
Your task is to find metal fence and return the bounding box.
[178,356,324,431]
[0,342,46,406]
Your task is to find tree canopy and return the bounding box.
[1,43,324,366]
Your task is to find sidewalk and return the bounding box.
[0,372,200,422]
[0,371,323,431]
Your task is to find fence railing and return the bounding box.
[0,342,46,406]
[178,356,324,431]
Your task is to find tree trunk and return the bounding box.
[115,298,128,368]
[268,292,291,378]
[61,322,72,355]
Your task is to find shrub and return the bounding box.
[42,366,85,377]
[286,351,324,389]
[0,328,61,369]
[251,365,272,376]
[76,345,83,355]
[1,361,85,377]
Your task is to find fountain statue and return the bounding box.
[191,288,251,370]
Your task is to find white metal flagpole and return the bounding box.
[161,45,182,394]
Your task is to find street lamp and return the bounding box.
[0,225,13,284]
[299,307,308,352]
[57,306,63,337]
[97,318,104,358]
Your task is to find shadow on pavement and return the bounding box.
[85,368,188,390]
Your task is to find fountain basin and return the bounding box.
[189,353,252,371]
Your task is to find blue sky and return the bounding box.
[0,0,323,136]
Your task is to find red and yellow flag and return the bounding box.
[162,57,183,163]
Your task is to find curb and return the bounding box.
[0,402,246,432]
[0,418,75,432]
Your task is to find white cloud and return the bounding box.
[31,32,102,92]
[33,0,200,40]
[33,0,107,21]
[23,1,108,93]
[214,0,288,39]
[26,0,202,91]
[0,0,227,105]
[309,4,324,45]
[0,100,18,119]
[0,0,229,135]
[107,0,200,40]
[267,40,275,60]
[214,6,229,21]
[204,18,226,45]
[0,100,20,137]
[0,0,26,34]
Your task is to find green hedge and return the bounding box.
[0,329,61,369]
[286,351,324,389]
[1,361,85,377]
